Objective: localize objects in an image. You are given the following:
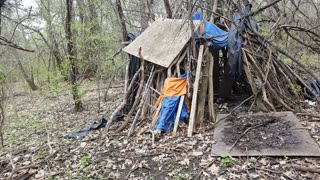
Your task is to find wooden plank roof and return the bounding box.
[123,19,201,68]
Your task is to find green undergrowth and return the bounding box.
[2,115,45,149]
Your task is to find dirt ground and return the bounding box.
[0,80,320,179]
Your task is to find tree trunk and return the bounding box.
[79,0,101,78]
[0,6,2,35]
[17,60,39,91]
[40,0,66,78]
[163,0,173,18]
[66,0,82,112]
[116,0,128,42]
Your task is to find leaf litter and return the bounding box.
[0,82,319,179]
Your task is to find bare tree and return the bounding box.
[66,0,82,111]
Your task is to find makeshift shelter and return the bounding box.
[105,4,319,137]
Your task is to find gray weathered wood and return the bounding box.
[188,45,204,137]
[123,19,200,68]
[173,95,185,135]
[151,102,162,128]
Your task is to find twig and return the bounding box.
[254,167,294,180]
[182,0,232,22]
[215,95,254,126]
[246,0,281,17]
[229,119,275,152]
[126,162,139,179]
[8,164,39,179]
[230,95,254,114]
[252,28,320,85]
[294,166,320,174]
[0,36,35,52]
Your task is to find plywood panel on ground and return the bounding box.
[123,19,201,68]
[211,112,320,156]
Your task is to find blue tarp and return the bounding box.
[154,96,188,132]
[193,12,229,50]
[154,74,188,132]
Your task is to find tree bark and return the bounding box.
[163,0,173,18]
[66,0,82,112]
[116,0,128,42]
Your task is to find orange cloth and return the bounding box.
[199,23,205,36]
[155,77,187,107]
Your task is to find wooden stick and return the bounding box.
[187,43,192,98]
[246,51,276,111]
[241,49,268,111]
[173,95,185,135]
[104,68,141,133]
[127,66,155,137]
[188,45,204,137]
[241,49,258,96]
[229,118,275,152]
[151,102,162,128]
[176,47,188,76]
[197,48,210,128]
[208,52,215,122]
[115,47,145,132]
[253,29,320,85]
[278,59,319,102]
[140,92,149,120]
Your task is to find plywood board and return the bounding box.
[123,19,201,68]
[211,112,320,156]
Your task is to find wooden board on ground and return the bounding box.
[123,19,201,68]
[211,111,320,156]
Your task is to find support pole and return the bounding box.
[188,45,204,137]
[173,95,185,135]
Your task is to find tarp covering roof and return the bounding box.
[123,19,201,68]
[193,12,229,50]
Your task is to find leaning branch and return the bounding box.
[252,31,320,84]
[0,36,35,52]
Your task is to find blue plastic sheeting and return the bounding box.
[154,96,188,132]
[193,12,228,50]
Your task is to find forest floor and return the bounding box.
[0,80,320,179]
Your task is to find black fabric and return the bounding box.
[227,4,252,78]
[219,4,254,98]
[66,118,108,138]
[304,80,320,101]
[124,32,141,113]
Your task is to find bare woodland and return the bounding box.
[0,0,319,179]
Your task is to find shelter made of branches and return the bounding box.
[104,3,319,137]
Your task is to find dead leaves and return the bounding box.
[208,164,220,175]
[1,81,320,179]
